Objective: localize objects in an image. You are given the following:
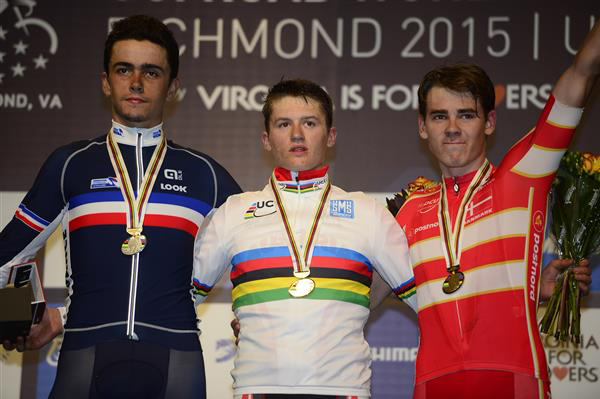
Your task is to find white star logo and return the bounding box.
[14,40,28,55]
[33,54,48,69]
[0,51,5,63]
[11,63,26,77]
[0,26,7,40]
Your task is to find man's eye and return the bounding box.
[277,122,289,128]
[305,120,316,127]
[146,70,159,78]
[461,113,476,119]
[432,114,446,120]
[116,67,130,75]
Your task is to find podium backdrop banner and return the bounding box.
[1,1,599,398]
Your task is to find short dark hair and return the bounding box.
[104,15,179,82]
[262,79,333,132]
[418,63,495,119]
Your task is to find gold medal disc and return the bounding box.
[288,278,315,298]
[121,234,147,256]
[442,271,464,294]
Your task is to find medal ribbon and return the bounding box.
[270,174,331,276]
[438,159,492,272]
[107,130,167,235]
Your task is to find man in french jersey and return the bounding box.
[193,79,417,399]
[397,21,600,399]
[1,15,240,398]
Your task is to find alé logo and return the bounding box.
[0,1,62,110]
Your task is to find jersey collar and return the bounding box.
[109,120,164,146]
[272,166,329,194]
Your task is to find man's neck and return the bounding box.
[440,157,487,178]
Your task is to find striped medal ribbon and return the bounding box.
[438,159,492,294]
[270,174,331,298]
[107,130,167,256]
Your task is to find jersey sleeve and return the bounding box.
[497,95,583,180]
[192,202,231,305]
[212,160,242,208]
[369,199,417,312]
[0,146,71,287]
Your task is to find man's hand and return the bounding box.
[2,307,63,352]
[540,258,592,302]
[230,318,240,345]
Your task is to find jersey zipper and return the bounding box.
[126,131,144,340]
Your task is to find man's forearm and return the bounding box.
[553,20,600,107]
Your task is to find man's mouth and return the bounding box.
[125,97,146,105]
[290,146,307,153]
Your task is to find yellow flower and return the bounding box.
[592,156,600,175]
[581,152,594,175]
[407,176,438,194]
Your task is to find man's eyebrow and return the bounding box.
[428,109,448,114]
[111,62,164,72]
[112,61,133,69]
[140,63,164,71]
[457,108,480,116]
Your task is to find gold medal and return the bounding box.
[121,234,147,256]
[270,175,331,299]
[288,278,316,297]
[442,270,465,294]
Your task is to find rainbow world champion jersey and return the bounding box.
[193,166,416,397]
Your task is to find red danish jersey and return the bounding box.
[396,96,581,384]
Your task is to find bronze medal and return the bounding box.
[288,278,316,298]
[121,234,147,256]
[438,160,491,295]
[442,271,465,294]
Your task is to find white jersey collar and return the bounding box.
[109,120,164,146]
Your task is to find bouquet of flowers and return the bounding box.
[386,176,439,216]
[540,151,600,343]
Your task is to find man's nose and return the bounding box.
[130,72,143,93]
[290,123,305,141]
[445,117,460,138]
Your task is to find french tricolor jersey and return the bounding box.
[396,96,582,384]
[0,122,241,351]
[193,167,416,397]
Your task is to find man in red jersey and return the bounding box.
[394,21,600,399]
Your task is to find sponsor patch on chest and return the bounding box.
[90,177,119,189]
[329,200,354,219]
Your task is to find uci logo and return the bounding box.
[244,200,276,219]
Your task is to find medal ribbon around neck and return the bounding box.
[438,159,492,291]
[269,174,331,278]
[107,130,167,252]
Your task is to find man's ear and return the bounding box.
[166,78,180,101]
[261,131,271,151]
[326,127,337,148]
[101,72,111,97]
[484,110,497,136]
[418,114,428,139]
